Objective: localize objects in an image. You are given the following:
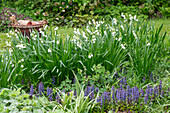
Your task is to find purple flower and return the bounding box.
[134,86,139,102]
[114,72,118,78]
[49,88,53,101]
[144,94,148,104]
[124,77,127,85]
[74,90,77,97]
[85,86,88,96]
[47,87,53,101]
[100,96,103,109]
[116,89,121,102]
[121,89,126,101]
[140,88,144,97]
[143,77,145,82]
[159,80,162,94]
[90,85,94,100]
[95,87,99,93]
[52,76,55,85]
[29,85,34,96]
[111,86,115,101]
[150,87,153,97]
[119,77,123,84]
[97,96,101,103]
[167,88,169,97]
[103,92,106,103]
[154,85,158,97]
[161,90,164,97]
[38,82,44,96]
[55,92,60,103]
[22,79,24,84]
[150,72,153,82]
[126,86,131,103]
[120,84,123,90]
[105,91,110,101]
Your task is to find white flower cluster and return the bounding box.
[132,31,137,39]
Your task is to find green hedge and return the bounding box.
[0,0,169,31]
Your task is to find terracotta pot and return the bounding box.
[11,23,45,42]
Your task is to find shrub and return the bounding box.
[0,7,32,32]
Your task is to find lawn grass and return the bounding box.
[150,18,170,46]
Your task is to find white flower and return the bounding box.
[134,15,139,21]
[99,21,104,24]
[121,44,126,49]
[113,18,117,25]
[134,15,137,20]
[44,25,48,30]
[92,38,96,43]
[120,25,124,30]
[130,16,133,21]
[54,27,58,31]
[132,31,137,39]
[33,38,36,40]
[139,27,141,30]
[86,29,92,34]
[5,41,11,46]
[48,49,52,53]
[147,43,150,46]
[11,64,14,67]
[21,65,24,68]
[56,69,59,73]
[112,32,116,36]
[121,13,126,19]
[21,59,24,62]
[16,44,26,49]
[104,31,107,35]
[88,53,93,59]
[9,48,13,53]
[51,40,55,43]
[56,40,60,44]
[118,37,122,41]
[6,33,11,38]
[18,60,21,63]
[10,30,14,35]
[88,21,92,25]
[64,50,67,53]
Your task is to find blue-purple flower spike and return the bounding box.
[49,88,53,101]
[56,92,60,103]
[144,94,148,104]
[111,86,115,101]
[29,84,34,96]
[47,87,53,101]
[159,80,162,94]
[38,82,44,96]
[52,76,55,85]
[140,88,144,97]
[95,87,99,93]
[47,87,50,96]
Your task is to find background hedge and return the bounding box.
[0,0,169,31]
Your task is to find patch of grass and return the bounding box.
[150,18,170,35]
[150,18,170,46]
[0,33,10,49]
